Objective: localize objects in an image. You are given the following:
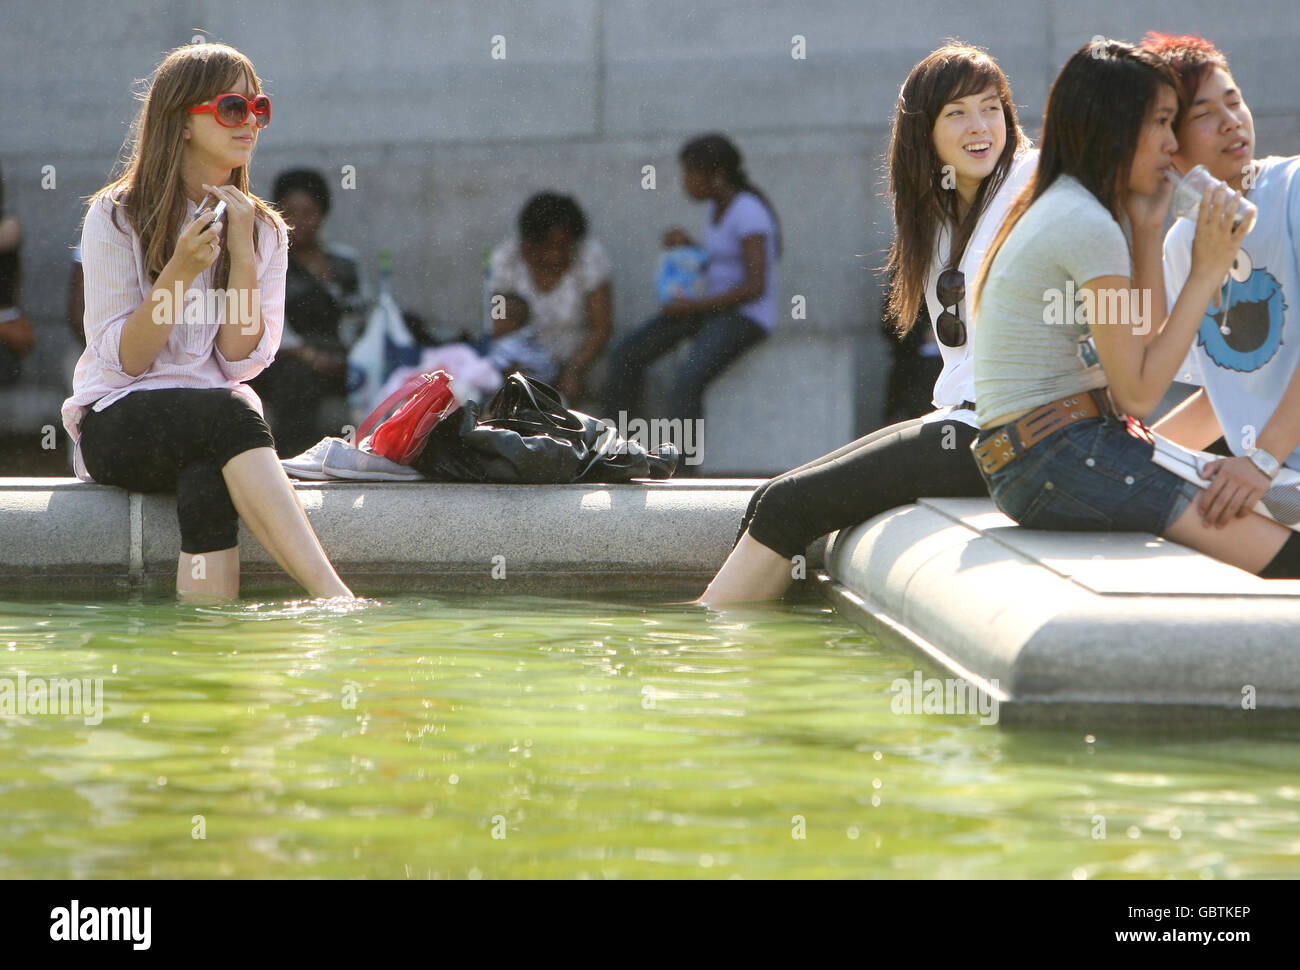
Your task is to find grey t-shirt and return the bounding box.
[973,175,1132,424]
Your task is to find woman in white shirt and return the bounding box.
[485,193,613,402]
[700,43,1035,605]
[62,43,353,601]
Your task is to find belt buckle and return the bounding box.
[1089,388,1116,420]
[979,427,1018,474]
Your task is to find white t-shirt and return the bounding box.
[703,191,780,331]
[922,150,1037,427]
[487,235,612,365]
[1163,156,1300,468]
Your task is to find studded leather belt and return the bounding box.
[972,389,1116,476]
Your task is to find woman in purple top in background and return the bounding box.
[603,133,780,432]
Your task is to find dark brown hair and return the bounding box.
[884,41,1029,334]
[972,39,1183,314]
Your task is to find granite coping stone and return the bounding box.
[823,497,1300,725]
[1,477,828,591]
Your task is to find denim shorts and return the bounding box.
[973,415,1198,534]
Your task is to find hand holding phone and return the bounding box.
[172,194,226,278]
[195,194,228,223]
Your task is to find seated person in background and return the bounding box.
[484,291,555,381]
[486,192,613,403]
[0,162,33,387]
[250,168,362,457]
[604,133,779,431]
[1143,33,1300,525]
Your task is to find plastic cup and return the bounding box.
[1165,165,1258,234]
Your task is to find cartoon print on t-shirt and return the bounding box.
[1197,248,1287,373]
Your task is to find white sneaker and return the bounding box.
[321,439,423,481]
[282,437,343,480]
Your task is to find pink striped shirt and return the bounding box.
[62,191,287,481]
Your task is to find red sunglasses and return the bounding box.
[188,92,272,129]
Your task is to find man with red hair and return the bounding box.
[1145,32,1300,528]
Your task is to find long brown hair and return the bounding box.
[972,39,1183,314]
[884,41,1029,334]
[90,43,283,290]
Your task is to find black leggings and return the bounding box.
[79,388,276,554]
[0,343,21,386]
[739,415,987,559]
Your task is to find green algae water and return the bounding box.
[0,590,1296,879]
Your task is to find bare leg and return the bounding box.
[697,531,796,606]
[176,547,240,602]
[1163,502,1290,573]
[221,448,354,598]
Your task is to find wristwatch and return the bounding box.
[1247,447,1282,480]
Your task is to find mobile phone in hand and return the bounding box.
[195,194,228,222]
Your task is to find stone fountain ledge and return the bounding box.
[7,478,1298,724]
[821,497,1300,725]
[0,477,802,593]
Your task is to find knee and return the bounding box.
[744,477,809,559]
[208,393,275,466]
[744,480,772,522]
[752,475,804,525]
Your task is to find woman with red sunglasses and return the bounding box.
[62,43,354,601]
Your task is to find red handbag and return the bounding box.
[352,370,457,466]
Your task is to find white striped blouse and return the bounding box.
[61,190,287,481]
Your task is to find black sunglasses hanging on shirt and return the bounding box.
[935,268,966,348]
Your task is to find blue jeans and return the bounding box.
[604,310,767,423]
[975,414,1198,534]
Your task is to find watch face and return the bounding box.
[1251,449,1280,477]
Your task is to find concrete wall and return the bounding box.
[5,0,1300,472]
